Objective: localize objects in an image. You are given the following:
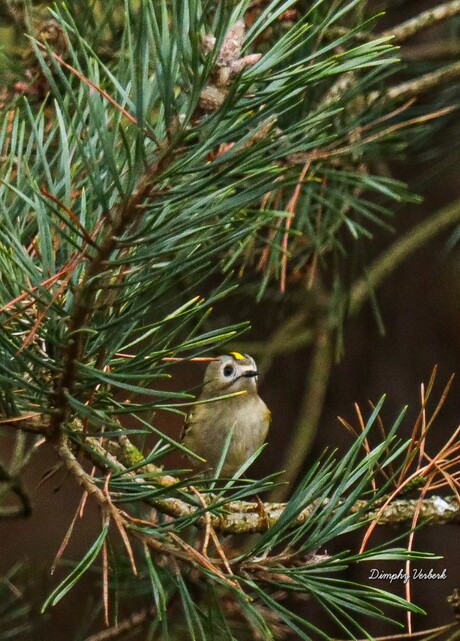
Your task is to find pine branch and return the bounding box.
[3,414,459,532]
[332,622,458,641]
[4,399,445,637]
[322,3,460,125]
[329,1,460,44]
[380,0,460,43]
[54,434,225,575]
[83,607,157,641]
[370,60,460,105]
[50,153,176,437]
[0,413,51,435]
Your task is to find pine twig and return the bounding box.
[50,154,175,437]
[3,414,460,533]
[370,60,460,105]
[0,413,51,435]
[327,1,460,45]
[83,606,157,641]
[332,622,458,641]
[381,0,460,43]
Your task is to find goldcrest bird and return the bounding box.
[181,352,270,477]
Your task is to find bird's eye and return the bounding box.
[223,364,234,377]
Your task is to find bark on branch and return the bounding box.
[3,415,459,533]
[381,0,460,43]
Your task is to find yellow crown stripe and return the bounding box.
[230,351,245,361]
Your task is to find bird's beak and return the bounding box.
[243,370,259,378]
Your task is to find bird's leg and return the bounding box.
[240,473,270,531]
[255,493,270,530]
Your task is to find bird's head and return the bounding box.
[203,352,259,396]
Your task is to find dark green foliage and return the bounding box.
[0,0,415,423]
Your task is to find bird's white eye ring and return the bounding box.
[223,364,234,377]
